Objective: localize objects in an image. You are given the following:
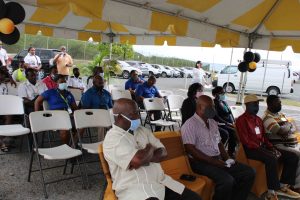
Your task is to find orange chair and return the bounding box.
[154,131,214,200]
[98,144,118,200]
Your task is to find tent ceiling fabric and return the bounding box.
[9,0,300,52]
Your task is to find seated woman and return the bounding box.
[212,86,237,157]
[34,75,77,144]
[181,83,229,146]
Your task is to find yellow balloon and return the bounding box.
[0,18,15,34]
[249,61,257,70]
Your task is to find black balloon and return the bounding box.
[0,0,6,19]
[254,52,261,63]
[0,28,20,45]
[238,61,249,72]
[244,51,255,62]
[5,2,25,24]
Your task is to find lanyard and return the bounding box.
[57,89,70,108]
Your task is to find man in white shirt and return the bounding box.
[18,68,47,114]
[103,98,202,200]
[0,41,8,69]
[24,47,41,72]
[67,67,85,90]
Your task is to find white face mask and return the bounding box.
[196,91,204,98]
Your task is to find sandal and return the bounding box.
[1,146,9,152]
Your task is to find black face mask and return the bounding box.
[74,73,80,78]
[247,104,259,115]
[204,107,216,119]
[272,105,282,113]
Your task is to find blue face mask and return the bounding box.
[121,114,141,132]
[219,94,226,101]
[58,83,67,90]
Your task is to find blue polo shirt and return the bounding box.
[41,89,75,110]
[125,78,144,90]
[81,86,113,109]
[135,82,160,98]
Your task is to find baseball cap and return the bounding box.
[244,94,261,104]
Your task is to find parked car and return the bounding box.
[151,64,172,78]
[180,67,193,78]
[292,71,299,83]
[216,60,293,96]
[172,67,184,78]
[125,60,161,78]
[104,60,142,79]
[165,66,180,78]
[11,48,61,78]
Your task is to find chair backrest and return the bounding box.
[68,88,83,101]
[230,105,245,119]
[7,83,19,96]
[111,89,132,101]
[98,144,118,200]
[166,95,184,110]
[0,95,24,115]
[154,131,191,179]
[29,110,72,133]
[143,98,165,111]
[43,100,50,110]
[159,90,173,97]
[74,109,112,129]
[108,85,122,93]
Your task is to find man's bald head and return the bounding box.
[113,98,140,130]
[113,98,138,115]
[196,95,215,120]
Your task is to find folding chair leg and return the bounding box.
[41,132,45,148]
[35,153,48,199]
[27,151,34,182]
[87,128,92,143]
[47,131,52,147]
[70,163,75,174]
[76,157,87,189]
[19,135,24,152]
[63,160,68,175]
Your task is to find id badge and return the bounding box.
[281,117,287,122]
[67,107,72,114]
[255,126,261,135]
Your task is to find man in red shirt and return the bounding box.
[42,66,58,89]
[236,94,300,200]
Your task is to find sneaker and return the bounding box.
[277,185,300,199]
[265,193,278,200]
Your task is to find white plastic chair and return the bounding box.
[28,110,87,199]
[0,95,30,153]
[165,95,185,125]
[158,90,173,97]
[143,98,176,132]
[230,105,245,119]
[74,109,112,154]
[68,88,83,105]
[6,83,19,95]
[111,89,132,101]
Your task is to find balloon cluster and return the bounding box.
[0,0,25,45]
[238,51,261,73]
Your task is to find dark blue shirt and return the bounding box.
[125,78,144,90]
[81,86,113,109]
[41,89,75,110]
[135,82,160,98]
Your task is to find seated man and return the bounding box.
[263,95,300,193]
[12,58,27,83]
[103,98,202,200]
[34,75,77,144]
[81,75,113,140]
[181,95,255,200]
[125,70,144,99]
[18,68,47,114]
[135,75,163,131]
[236,94,300,200]
[42,65,58,89]
[67,67,85,91]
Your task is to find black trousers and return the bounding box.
[243,145,298,190]
[146,187,202,200]
[190,158,255,200]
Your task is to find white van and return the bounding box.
[216,60,293,96]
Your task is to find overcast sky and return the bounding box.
[133,45,300,71]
